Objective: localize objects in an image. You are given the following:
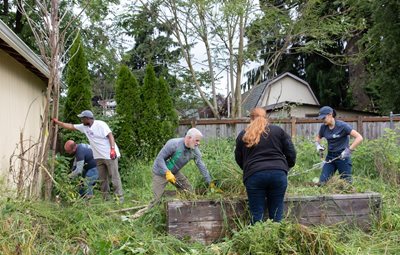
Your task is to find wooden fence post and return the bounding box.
[357,116,363,135]
[191,118,197,128]
[291,117,296,138]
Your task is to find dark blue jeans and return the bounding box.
[244,170,288,224]
[319,152,352,184]
[79,167,99,197]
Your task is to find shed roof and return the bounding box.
[242,72,319,114]
[0,19,49,82]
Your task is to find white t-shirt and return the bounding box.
[74,120,121,159]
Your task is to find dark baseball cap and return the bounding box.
[77,110,94,119]
[318,106,333,119]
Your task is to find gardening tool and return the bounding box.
[313,155,342,169]
[128,180,192,220]
[172,179,192,193]
[289,155,341,178]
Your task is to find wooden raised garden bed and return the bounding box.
[166,192,381,244]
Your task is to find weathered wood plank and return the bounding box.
[295,214,373,230]
[166,192,382,244]
[167,200,247,223]
[168,221,226,243]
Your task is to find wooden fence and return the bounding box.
[178,116,400,140]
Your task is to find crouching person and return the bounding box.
[150,128,214,207]
[64,140,99,198]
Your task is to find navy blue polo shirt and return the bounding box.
[76,144,97,170]
[318,120,353,153]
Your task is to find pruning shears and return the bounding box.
[172,180,191,193]
[312,155,341,169]
[289,155,341,178]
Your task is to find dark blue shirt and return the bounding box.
[318,120,353,153]
[76,144,97,171]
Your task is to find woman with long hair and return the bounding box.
[235,107,296,223]
[315,106,363,184]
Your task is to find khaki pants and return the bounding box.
[150,172,192,207]
[96,158,124,200]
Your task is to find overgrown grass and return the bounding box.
[1,131,400,254]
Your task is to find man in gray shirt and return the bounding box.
[151,128,212,206]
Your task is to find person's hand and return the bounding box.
[315,142,325,152]
[68,172,78,179]
[110,147,117,160]
[209,180,223,193]
[52,118,59,124]
[340,148,352,159]
[165,170,176,184]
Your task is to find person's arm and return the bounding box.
[349,129,363,150]
[52,118,77,131]
[154,140,175,175]
[315,135,322,143]
[70,160,85,177]
[234,131,244,169]
[106,132,118,159]
[106,132,116,149]
[193,149,212,184]
[314,125,326,156]
[282,132,296,168]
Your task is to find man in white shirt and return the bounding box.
[53,110,124,203]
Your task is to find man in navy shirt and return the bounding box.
[315,106,363,184]
[64,140,99,198]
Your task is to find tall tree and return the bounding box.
[364,0,400,114]
[142,0,256,118]
[138,64,161,157]
[64,33,92,124]
[157,76,178,143]
[119,2,181,79]
[15,0,80,199]
[115,65,141,158]
[245,0,360,108]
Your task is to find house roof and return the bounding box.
[0,19,49,82]
[241,82,268,116]
[241,72,319,115]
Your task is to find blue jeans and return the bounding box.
[245,170,288,224]
[79,167,99,196]
[319,152,352,184]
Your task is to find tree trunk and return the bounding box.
[346,34,371,111]
[43,0,60,200]
[233,14,244,118]
[2,0,9,16]
[14,0,23,33]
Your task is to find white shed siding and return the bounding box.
[0,50,46,186]
[261,77,319,106]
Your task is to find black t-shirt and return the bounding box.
[235,125,296,182]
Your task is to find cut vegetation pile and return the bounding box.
[1,130,400,254]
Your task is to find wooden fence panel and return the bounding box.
[178,117,400,140]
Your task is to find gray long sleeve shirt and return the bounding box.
[152,138,212,184]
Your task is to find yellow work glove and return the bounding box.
[209,180,223,193]
[165,170,176,184]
